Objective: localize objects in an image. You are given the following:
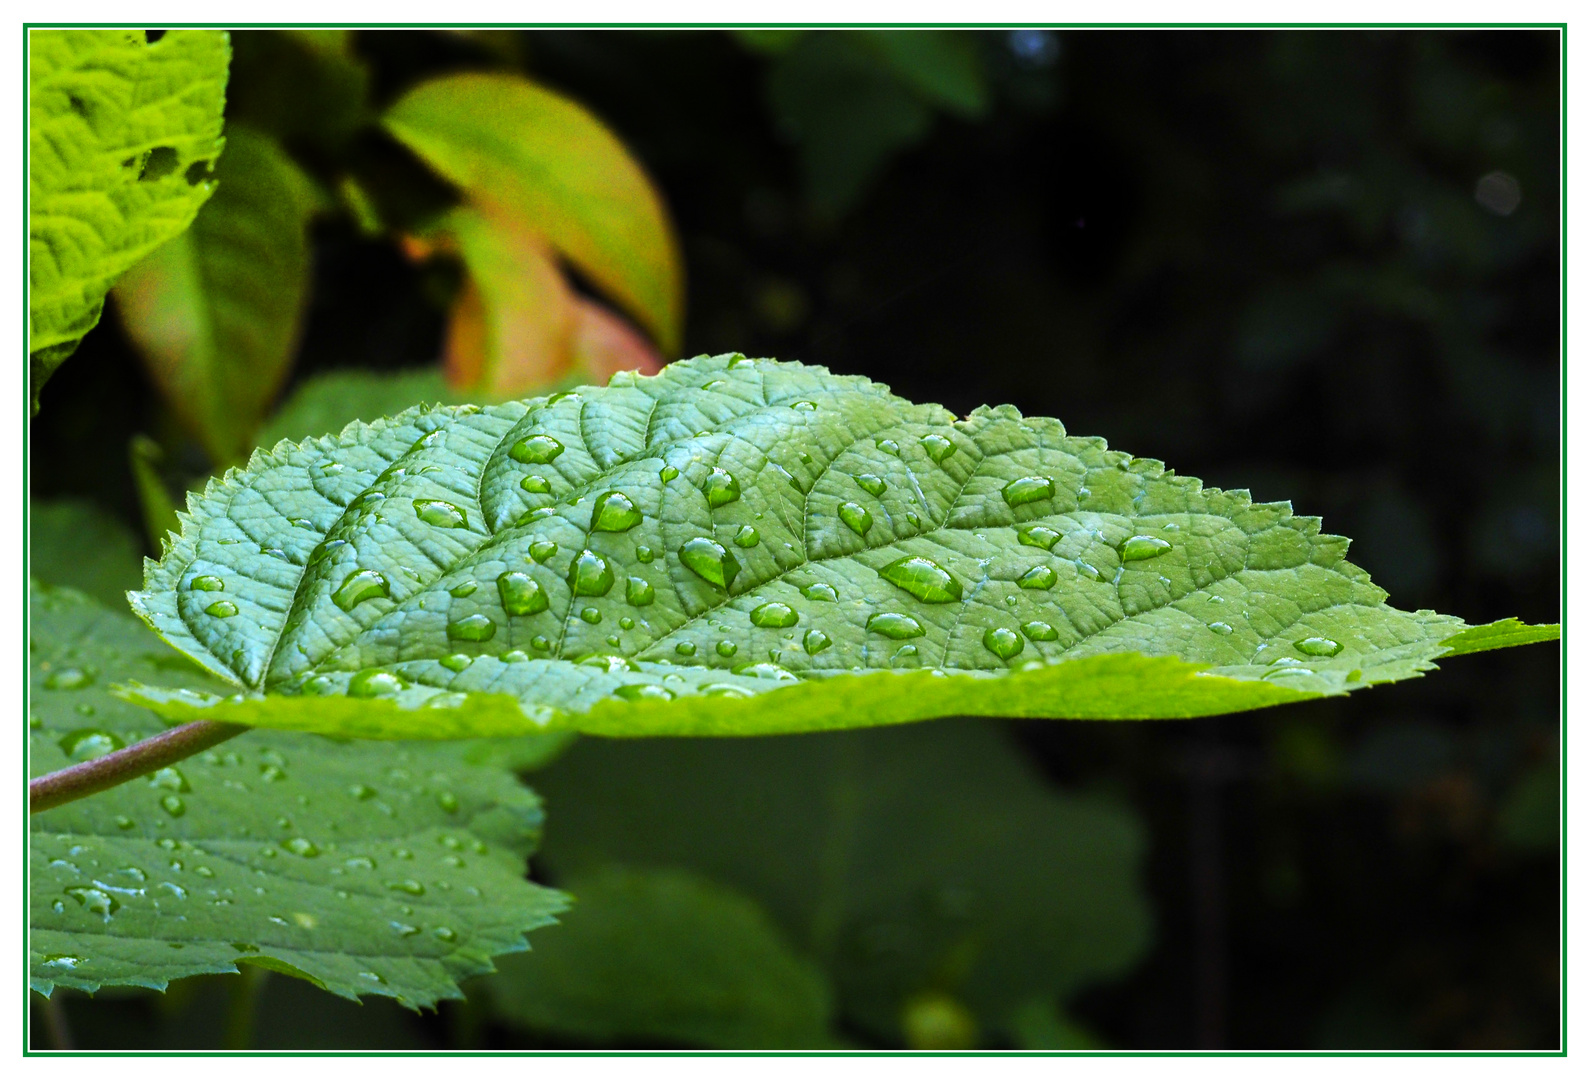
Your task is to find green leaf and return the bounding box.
[29,584,567,1009]
[121,354,1556,740]
[29,498,144,608]
[530,719,1151,1045]
[257,368,460,448]
[383,72,683,353]
[114,125,317,464]
[473,866,835,1048]
[861,30,990,118]
[29,28,230,411]
[1436,617,1561,657]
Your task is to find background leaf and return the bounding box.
[529,718,1150,1045]
[384,72,683,353]
[114,125,319,464]
[29,584,567,1009]
[29,28,230,411]
[29,498,143,609]
[124,355,1555,740]
[472,866,835,1048]
[257,368,461,448]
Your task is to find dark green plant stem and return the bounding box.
[40,992,74,1050]
[30,720,249,814]
[224,965,270,1050]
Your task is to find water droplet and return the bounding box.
[854,473,888,497]
[876,439,900,456]
[519,474,553,496]
[433,927,457,943]
[803,629,832,654]
[615,683,675,702]
[659,464,679,482]
[517,507,555,526]
[531,635,551,651]
[440,653,472,673]
[1075,560,1104,582]
[750,602,799,629]
[982,627,1024,660]
[413,499,467,529]
[732,662,798,682]
[733,525,760,548]
[839,501,873,535]
[878,556,963,603]
[160,795,186,817]
[625,576,655,606]
[150,766,189,793]
[675,641,698,656]
[497,571,549,616]
[867,613,924,639]
[581,607,603,624]
[701,683,754,698]
[58,728,124,761]
[1017,525,1061,550]
[448,581,479,599]
[1001,476,1055,507]
[1208,622,1234,636]
[529,538,558,562]
[791,400,817,411]
[504,649,529,663]
[619,616,635,630]
[348,670,406,698]
[1119,535,1173,561]
[920,434,956,462]
[42,954,86,969]
[510,435,565,464]
[1021,621,1059,641]
[437,791,459,813]
[568,550,615,596]
[65,885,120,917]
[635,546,656,565]
[701,468,741,508]
[1296,636,1344,657]
[715,640,739,658]
[1018,565,1058,590]
[1265,666,1316,679]
[387,879,425,896]
[114,815,135,830]
[348,784,377,801]
[205,601,238,618]
[591,491,643,532]
[680,537,740,590]
[308,539,347,567]
[332,569,389,611]
[446,614,496,642]
[284,837,319,857]
[190,575,225,592]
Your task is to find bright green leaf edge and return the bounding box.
[120,353,1558,742]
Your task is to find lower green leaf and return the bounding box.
[474,866,836,1048]
[29,498,143,609]
[29,584,567,1009]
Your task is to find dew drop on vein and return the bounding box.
[878,556,963,603]
[332,569,389,611]
[838,502,873,536]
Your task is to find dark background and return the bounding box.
[32,28,1561,1050]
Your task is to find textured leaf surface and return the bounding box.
[28,28,229,407]
[384,72,682,352]
[29,584,567,1008]
[473,866,835,1048]
[531,719,1150,1044]
[114,125,317,463]
[125,354,1556,739]
[29,498,143,608]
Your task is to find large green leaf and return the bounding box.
[29,584,567,1009]
[383,72,683,353]
[472,866,836,1048]
[114,125,318,464]
[530,719,1150,1045]
[122,354,1556,740]
[28,28,229,411]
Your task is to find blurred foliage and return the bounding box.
[27,498,144,608]
[29,27,1558,1050]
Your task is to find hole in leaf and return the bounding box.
[145,29,167,44]
[138,146,179,182]
[183,159,214,186]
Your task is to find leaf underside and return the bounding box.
[125,354,1557,740]
[28,28,230,406]
[30,584,567,1008]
